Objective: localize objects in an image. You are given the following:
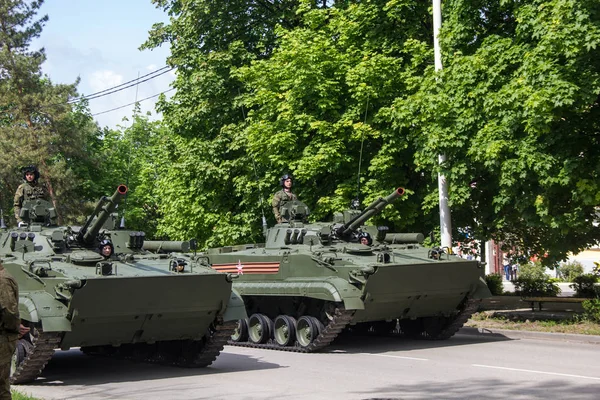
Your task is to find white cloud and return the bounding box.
[89,70,124,92]
[32,0,174,130]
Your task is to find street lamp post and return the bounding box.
[433,0,453,251]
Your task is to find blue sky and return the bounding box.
[32,0,175,129]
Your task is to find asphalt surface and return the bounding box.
[13,330,600,400]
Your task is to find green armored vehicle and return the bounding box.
[203,188,490,352]
[4,185,246,384]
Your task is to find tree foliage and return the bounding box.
[0,0,97,223]
[141,0,305,245]
[141,0,437,246]
[140,0,600,260]
[387,0,600,263]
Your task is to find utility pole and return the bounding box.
[433,0,453,251]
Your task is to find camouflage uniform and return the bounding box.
[13,181,46,222]
[0,264,19,400]
[272,190,297,223]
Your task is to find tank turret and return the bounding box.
[78,184,128,244]
[336,187,405,237]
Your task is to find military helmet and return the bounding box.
[99,239,114,256]
[22,165,40,182]
[358,232,372,246]
[280,173,293,187]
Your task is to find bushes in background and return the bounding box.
[485,273,504,296]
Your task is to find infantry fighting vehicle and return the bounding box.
[202,188,490,352]
[4,185,246,384]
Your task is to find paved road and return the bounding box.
[14,333,600,400]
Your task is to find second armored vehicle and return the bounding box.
[6,185,246,383]
[202,188,491,352]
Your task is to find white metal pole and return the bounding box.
[433,0,453,251]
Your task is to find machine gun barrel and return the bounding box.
[79,185,128,244]
[340,188,405,235]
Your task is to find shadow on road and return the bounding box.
[327,331,512,354]
[357,377,600,400]
[20,348,282,387]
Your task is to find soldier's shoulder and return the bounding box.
[0,265,16,281]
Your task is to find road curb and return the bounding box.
[459,326,600,345]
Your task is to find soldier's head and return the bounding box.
[99,239,114,258]
[22,165,40,183]
[358,232,372,246]
[280,174,293,190]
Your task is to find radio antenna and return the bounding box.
[239,88,268,235]
[354,95,369,209]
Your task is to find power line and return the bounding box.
[91,88,175,116]
[0,66,174,114]
[67,66,172,104]
[70,68,174,103]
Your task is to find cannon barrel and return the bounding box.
[340,188,405,235]
[79,185,128,244]
[143,240,190,253]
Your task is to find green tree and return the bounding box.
[141,0,439,245]
[141,0,306,245]
[0,0,96,223]
[236,1,434,228]
[144,0,600,260]
[386,0,600,264]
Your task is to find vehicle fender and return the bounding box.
[302,278,365,310]
[222,289,248,322]
[19,291,71,332]
[235,277,365,311]
[470,276,493,299]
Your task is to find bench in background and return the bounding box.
[523,297,588,311]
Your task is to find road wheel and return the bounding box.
[296,316,323,348]
[231,318,249,343]
[273,315,297,347]
[248,314,272,344]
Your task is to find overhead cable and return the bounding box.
[1,67,175,114]
[71,67,174,103]
[91,88,175,116]
[67,66,171,103]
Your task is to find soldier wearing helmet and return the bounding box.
[272,174,297,223]
[13,165,46,224]
[358,232,373,246]
[98,239,114,259]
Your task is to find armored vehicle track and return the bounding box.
[229,307,354,352]
[82,317,237,367]
[10,330,61,384]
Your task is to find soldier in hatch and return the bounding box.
[14,165,46,224]
[358,232,373,246]
[272,174,297,224]
[99,239,115,259]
